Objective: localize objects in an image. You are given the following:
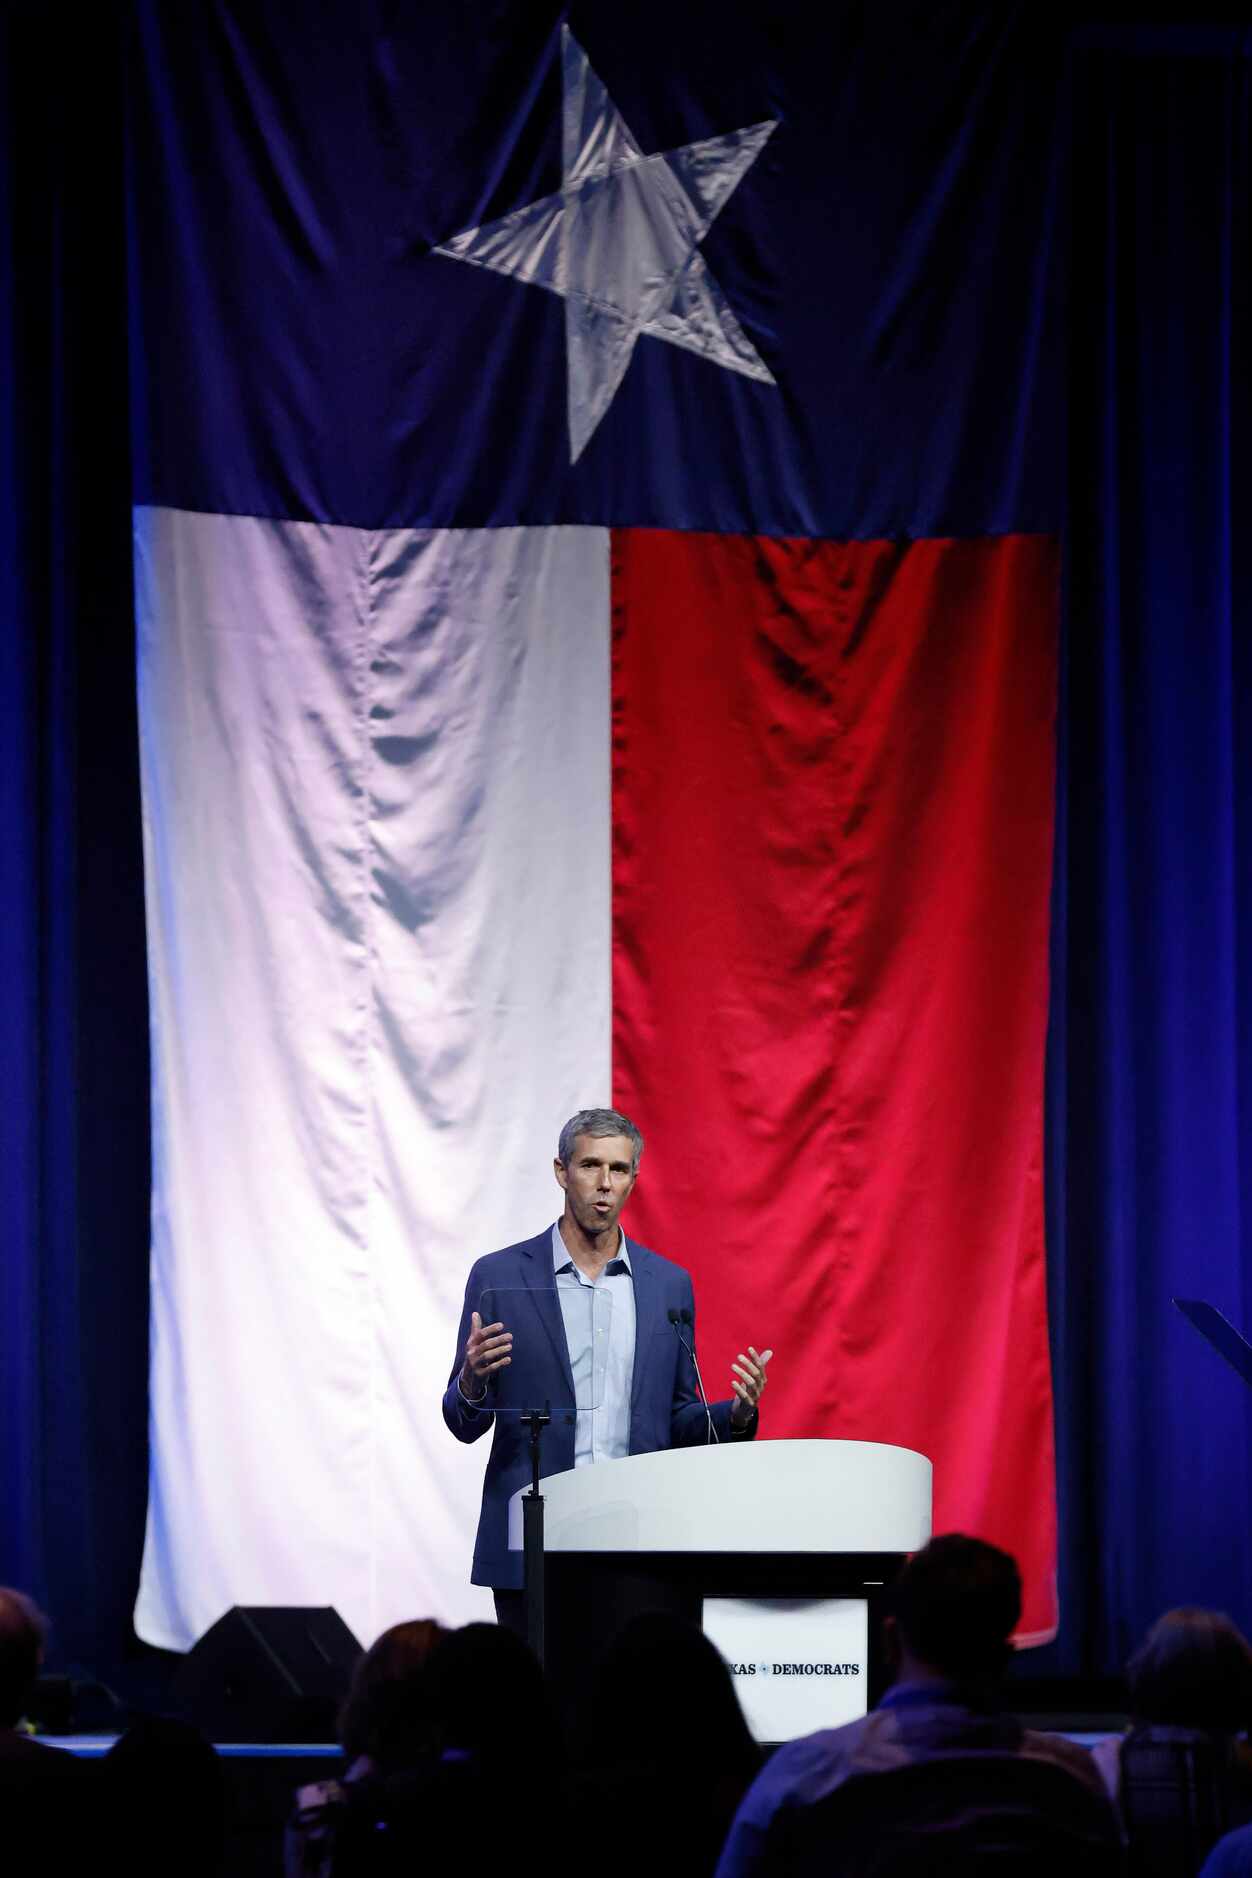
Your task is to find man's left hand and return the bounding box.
[729,1345,773,1429]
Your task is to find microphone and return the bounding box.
[668,1307,719,1445]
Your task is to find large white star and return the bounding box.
[435,26,778,463]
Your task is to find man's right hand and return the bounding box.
[459,1310,512,1400]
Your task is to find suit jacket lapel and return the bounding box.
[520,1228,577,1408]
[628,1239,665,1419]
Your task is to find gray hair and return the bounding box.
[557,1108,645,1172]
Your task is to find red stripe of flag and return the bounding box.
[611,527,1058,1643]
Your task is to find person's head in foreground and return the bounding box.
[885,1533,1021,1693]
[0,1588,47,1730]
[582,1609,759,1778]
[338,1618,447,1772]
[1126,1607,1252,1732]
[419,1622,551,1761]
[104,1717,227,1877]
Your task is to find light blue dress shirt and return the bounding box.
[551,1221,636,1466]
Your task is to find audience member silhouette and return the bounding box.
[323,1621,558,1875]
[0,1587,92,1873]
[1093,1608,1252,1877]
[567,1609,763,1878]
[714,1533,1118,1878]
[403,1617,551,1768]
[102,1715,226,1878]
[338,1617,446,1774]
[1201,1820,1252,1878]
[286,1617,446,1878]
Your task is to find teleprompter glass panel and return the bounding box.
[470,1283,606,1414]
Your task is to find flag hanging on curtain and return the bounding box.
[128,2,1064,1650]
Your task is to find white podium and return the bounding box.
[508,1438,930,1555]
[507,1439,931,1741]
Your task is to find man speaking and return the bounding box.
[443,1108,773,1630]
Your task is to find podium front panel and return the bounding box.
[704,1596,870,1740]
[544,1548,904,1741]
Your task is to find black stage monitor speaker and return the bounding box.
[174,1605,363,1743]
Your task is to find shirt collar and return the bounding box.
[551,1220,631,1275]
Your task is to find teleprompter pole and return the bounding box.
[520,1404,550,1666]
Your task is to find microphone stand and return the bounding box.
[670,1309,718,1444]
[519,1403,550,1664]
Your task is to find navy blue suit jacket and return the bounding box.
[442,1226,753,1589]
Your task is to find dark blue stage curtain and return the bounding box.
[0,3,150,1675]
[1044,27,1252,1677]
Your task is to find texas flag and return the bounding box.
[128,5,1062,1650]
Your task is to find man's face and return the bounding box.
[554,1133,638,1239]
